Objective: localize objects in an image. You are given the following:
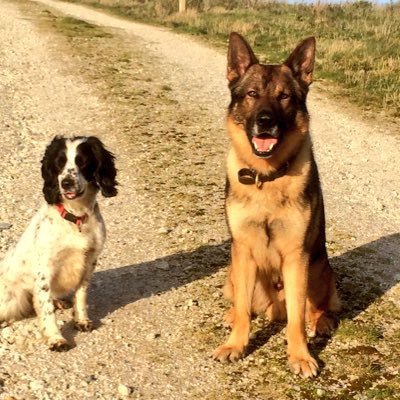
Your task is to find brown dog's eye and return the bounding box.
[247,90,258,98]
[278,92,290,101]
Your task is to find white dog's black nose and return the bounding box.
[61,177,75,190]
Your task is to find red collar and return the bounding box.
[56,204,88,231]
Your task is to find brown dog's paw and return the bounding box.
[49,337,70,352]
[309,314,337,338]
[288,355,319,378]
[212,344,244,363]
[74,320,93,332]
[316,314,337,336]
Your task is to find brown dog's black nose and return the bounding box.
[61,177,75,190]
[256,111,275,130]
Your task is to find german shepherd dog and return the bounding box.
[212,33,340,377]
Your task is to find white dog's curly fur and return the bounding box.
[0,136,117,350]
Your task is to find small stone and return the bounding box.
[29,380,44,391]
[145,332,161,341]
[0,222,12,230]
[1,326,14,343]
[14,335,26,346]
[155,261,169,270]
[118,383,133,397]
[85,375,97,383]
[187,299,198,307]
[1,326,12,337]
[157,227,172,234]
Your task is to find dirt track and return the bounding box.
[0,0,399,399]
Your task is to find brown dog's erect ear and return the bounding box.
[227,32,259,83]
[284,37,316,87]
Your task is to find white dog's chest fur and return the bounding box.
[1,203,105,298]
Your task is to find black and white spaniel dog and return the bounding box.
[0,136,117,350]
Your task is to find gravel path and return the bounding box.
[0,0,399,399]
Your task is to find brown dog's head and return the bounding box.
[227,32,315,160]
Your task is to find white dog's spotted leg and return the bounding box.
[73,279,93,332]
[33,275,70,351]
[74,262,96,332]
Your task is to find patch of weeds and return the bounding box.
[366,387,397,399]
[53,15,113,38]
[336,319,383,344]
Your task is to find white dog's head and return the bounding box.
[41,136,117,204]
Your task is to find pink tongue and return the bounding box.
[252,137,278,152]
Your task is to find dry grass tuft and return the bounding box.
[66,0,400,118]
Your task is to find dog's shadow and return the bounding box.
[309,232,400,363]
[60,240,230,344]
[89,240,231,322]
[82,233,399,368]
[246,232,400,363]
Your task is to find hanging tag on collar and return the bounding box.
[255,173,263,189]
[238,168,256,185]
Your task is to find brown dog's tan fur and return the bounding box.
[213,33,339,377]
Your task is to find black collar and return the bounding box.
[238,164,288,189]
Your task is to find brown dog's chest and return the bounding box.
[226,179,311,271]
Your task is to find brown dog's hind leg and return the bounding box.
[307,256,340,337]
[213,242,257,362]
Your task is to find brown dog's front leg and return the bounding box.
[282,254,318,378]
[213,242,257,362]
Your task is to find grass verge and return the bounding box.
[65,0,400,119]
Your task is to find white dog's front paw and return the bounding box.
[48,336,70,352]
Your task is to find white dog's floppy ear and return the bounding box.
[85,137,118,197]
[41,136,67,204]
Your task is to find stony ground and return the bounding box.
[0,0,399,399]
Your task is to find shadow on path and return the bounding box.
[90,233,399,366]
[90,240,230,320]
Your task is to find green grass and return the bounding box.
[49,13,113,37]
[65,0,400,118]
[336,319,383,344]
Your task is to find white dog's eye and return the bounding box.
[75,155,84,168]
[56,155,67,169]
